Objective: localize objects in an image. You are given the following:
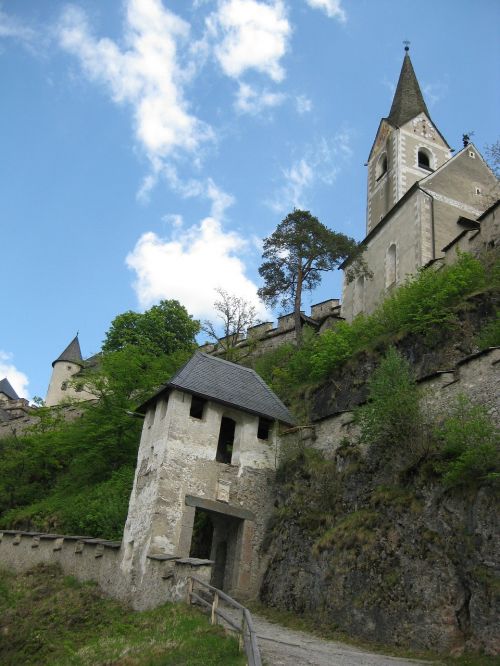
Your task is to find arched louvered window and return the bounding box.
[418,149,432,170]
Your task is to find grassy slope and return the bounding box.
[0,564,245,666]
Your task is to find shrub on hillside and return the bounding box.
[356,348,429,460]
[435,395,500,487]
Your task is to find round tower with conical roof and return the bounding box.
[45,335,90,406]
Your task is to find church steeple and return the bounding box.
[365,47,452,234]
[387,50,430,128]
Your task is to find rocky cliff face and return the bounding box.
[260,445,499,655]
[310,291,497,421]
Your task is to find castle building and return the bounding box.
[0,378,30,422]
[45,335,96,407]
[120,352,294,597]
[341,48,498,321]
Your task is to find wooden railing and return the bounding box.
[187,575,262,666]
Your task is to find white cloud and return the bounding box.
[58,1,213,165]
[235,81,285,114]
[162,213,184,228]
[304,0,346,22]
[268,132,352,212]
[210,0,291,82]
[127,174,264,318]
[295,94,312,114]
[126,218,265,318]
[423,81,448,108]
[0,8,35,43]
[0,351,29,399]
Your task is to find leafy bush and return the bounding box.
[476,311,500,349]
[435,396,500,487]
[356,348,430,460]
[373,251,486,335]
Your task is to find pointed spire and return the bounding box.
[0,377,19,401]
[52,335,83,367]
[387,49,430,128]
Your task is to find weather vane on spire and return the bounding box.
[403,40,410,52]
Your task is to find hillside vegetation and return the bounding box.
[0,301,198,539]
[261,349,499,654]
[254,250,499,418]
[0,252,498,541]
[0,564,244,666]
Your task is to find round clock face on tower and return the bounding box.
[412,117,435,140]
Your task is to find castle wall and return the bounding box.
[0,530,212,611]
[281,347,500,459]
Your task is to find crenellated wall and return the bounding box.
[0,529,212,611]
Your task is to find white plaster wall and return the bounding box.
[343,188,424,320]
[121,389,279,596]
[45,361,95,406]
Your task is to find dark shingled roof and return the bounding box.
[387,53,430,128]
[0,377,19,401]
[139,352,295,425]
[52,336,83,367]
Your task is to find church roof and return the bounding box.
[0,377,19,400]
[138,351,295,425]
[387,52,430,128]
[52,335,83,367]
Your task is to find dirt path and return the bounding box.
[221,604,430,666]
[250,612,431,666]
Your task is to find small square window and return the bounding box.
[469,151,475,159]
[258,418,272,440]
[475,187,481,195]
[190,395,206,419]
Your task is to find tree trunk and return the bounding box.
[294,265,303,345]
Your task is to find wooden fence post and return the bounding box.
[239,613,245,653]
[211,591,219,625]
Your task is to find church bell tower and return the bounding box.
[365,46,452,233]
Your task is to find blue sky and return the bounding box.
[1,0,499,400]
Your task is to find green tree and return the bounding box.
[257,209,363,343]
[0,302,197,538]
[102,299,199,356]
[357,348,430,464]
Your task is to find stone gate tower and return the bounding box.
[120,352,295,599]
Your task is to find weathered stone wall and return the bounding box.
[262,347,500,655]
[0,403,83,440]
[201,299,342,361]
[281,347,499,461]
[122,388,279,601]
[0,529,212,611]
